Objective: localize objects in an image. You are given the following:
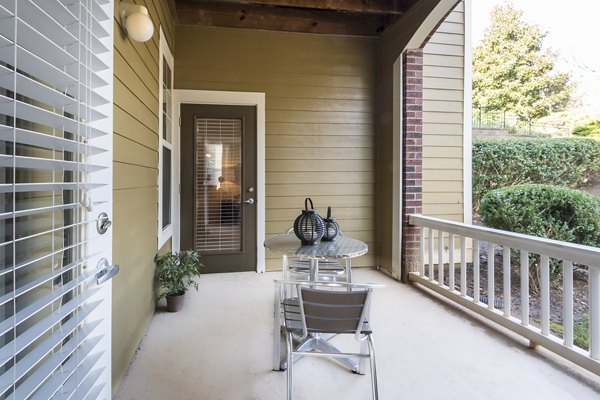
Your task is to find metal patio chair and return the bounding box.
[279,280,379,400]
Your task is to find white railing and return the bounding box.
[408,214,600,375]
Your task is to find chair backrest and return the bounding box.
[299,287,371,340]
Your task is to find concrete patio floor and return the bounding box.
[116,268,600,400]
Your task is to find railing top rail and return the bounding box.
[408,214,600,268]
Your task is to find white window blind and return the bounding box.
[195,118,242,253]
[0,0,113,399]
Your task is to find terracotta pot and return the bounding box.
[166,292,185,312]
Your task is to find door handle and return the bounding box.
[244,198,255,205]
[96,258,120,285]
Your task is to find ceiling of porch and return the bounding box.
[172,0,422,36]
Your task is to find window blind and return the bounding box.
[0,0,112,399]
[195,118,243,253]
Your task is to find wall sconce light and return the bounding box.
[119,2,154,43]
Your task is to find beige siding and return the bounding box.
[175,26,377,271]
[422,2,466,223]
[112,0,174,393]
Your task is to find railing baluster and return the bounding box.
[419,227,425,276]
[590,266,600,360]
[563,260,573,348]
[449,234,455,291]
[406,214,600,376]
[487,242,495,310]
[540,255,550,336]
[520,250,529,326]
[473,239,480,303]
[460,236,467,296]
[438,230,444,286]
[503,247,511,317]
[428,227,434,280]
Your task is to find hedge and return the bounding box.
[573,120,600,137]
[480,184,600,248]
[472,138,600,211]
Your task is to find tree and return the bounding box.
[472,2,573,123]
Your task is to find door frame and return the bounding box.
[173,90,266,273]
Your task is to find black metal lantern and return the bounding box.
[321,206,340,242]
[293,198,325,245]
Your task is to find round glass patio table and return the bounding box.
[264,232,368,280]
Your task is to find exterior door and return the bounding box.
[181,105,257,273]
[0,0,114,398]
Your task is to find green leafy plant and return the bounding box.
[549,313,589,350]
[480,184,600,248]
[572,120,600,137]
[154,250,204,299]
[480,184,600,289]
[472,138,600,211]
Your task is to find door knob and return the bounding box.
[244,198,255,205]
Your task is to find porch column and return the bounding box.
[401,49,423,281]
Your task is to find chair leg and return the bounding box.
[358,339,368,374]
[286,331,294,400]
[367,335,379,400]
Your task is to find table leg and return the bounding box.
[314,337,360,373]
[309,258,319,281]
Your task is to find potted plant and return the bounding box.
[154,250,204,312]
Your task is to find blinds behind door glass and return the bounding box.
[0,0,111,399]
[195,118,242,253]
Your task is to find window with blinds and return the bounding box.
[0,0,113,399]
[195,118,242,253]
[158,28,173,248]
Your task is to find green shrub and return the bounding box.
[573,120,600,137]
[480,184,600,248]
[480,185,600,288]
[549,313,589,350]
[472,138,600,211]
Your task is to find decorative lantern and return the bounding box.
[293,198,325,245]
[321,206,340,242]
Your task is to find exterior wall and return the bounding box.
[376,0,460,277]
[112,0,174,392]
[420,2,471,266]
[422,2,466,221]
[174,26,378,270]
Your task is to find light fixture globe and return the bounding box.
[126,11,154,42]
[119,2,154,43]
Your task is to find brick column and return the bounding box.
[401,49,423,282]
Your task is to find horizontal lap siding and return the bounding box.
[112,0,174,393]
[422,3,465,223]
[175,26,377,271]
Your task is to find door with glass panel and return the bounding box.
[180,105,257,273]
[0,0,114,398]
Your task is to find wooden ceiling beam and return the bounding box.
[176,0,396,36]
[177,0,405,15]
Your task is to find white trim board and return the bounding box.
[463,0,473,225]
[172,90,266,273]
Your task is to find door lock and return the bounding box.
[96,212,112,234]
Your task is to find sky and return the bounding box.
[471,0,600,112]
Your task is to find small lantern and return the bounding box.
[321,206,340,242]
[293,198,325,245]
